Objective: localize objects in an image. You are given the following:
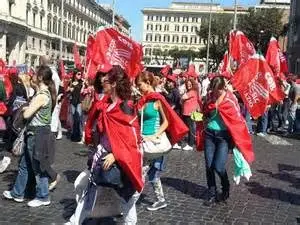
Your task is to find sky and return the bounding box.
[99,0,260,41]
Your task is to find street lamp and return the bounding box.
[233,0,238,30]
[206,0,213,73]
[112,0,116,27]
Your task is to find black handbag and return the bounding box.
[91,150,123,188]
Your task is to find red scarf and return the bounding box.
[85,96,143,192]
[204,91,255,163]
[137,92,188,145]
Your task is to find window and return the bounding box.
[48,1,51,10]
[164,35,170,43]
[26,10,29,24]
[175,25,180,32]
[39,40,42,50]
[182,26,188,32]
[40,16,43,29]
[173,35,179,43]
[9,2,13,16]
[174,17,179,22]
[146,34,152,42]
[164,25,169,31]
[47,16,52,32]
[41,0,43,5]
[155,24,162,31]
[183,17,188,23]
[155,34,161,42]
[147,24,153,31]
[32,38,35,49]
[33,13,36,27]
[181,36,188,43]
[192,17,197,23]
[145,48,151,55]
[166,16,171,22]
[190,36,197,44]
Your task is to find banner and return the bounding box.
[229,30,256,69]
[266,37,288,80]
[73,43,82,70]
[91,28,143,78]
[231,54,285,118]
[160,65,171,77]
[218,51,230,74]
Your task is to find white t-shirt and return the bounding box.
[50,66,61,95]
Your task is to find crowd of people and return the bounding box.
[0,51,298,225]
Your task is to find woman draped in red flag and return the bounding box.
[202,76,254,206]
[67,65,143,225]
[136,71,188,211]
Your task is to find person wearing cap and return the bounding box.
[164,74,182,149]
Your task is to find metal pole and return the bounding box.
[206,0,213,73]
[112,0,116,27]
[233,0,238,30]
[60,0,64,59]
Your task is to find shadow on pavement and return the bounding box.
[63,170,81,184]
[246,181,300,205]
[83,217,117,225]
[257,169,300,189]
[161,177,207,199]
[59,198,77,220]
[278,163,300,172]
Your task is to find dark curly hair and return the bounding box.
[107,65,131,100]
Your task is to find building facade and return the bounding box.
[0,0,130,67]
[288,0,300,73]
[141,2,248,61]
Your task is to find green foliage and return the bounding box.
[196,13,234,72]
[168,47,199,62]
[238,8,284,55]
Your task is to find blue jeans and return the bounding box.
[71,104,83,138]
[204,129,230,196]
[11,134,49,200]
[257,111,268,134]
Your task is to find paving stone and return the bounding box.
[0,136,300,224]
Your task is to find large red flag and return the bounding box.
[218,51,230,74]
[229,30,256,68]
[86,35,95,66]
[73,43,82,70]
[160,65,171,77]
[231,54,285,118]
[91,28,143,78]
[265,37,287,80]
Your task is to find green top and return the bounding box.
[29,89,52,127]
[207,109,227,131]
[142,102,160,136]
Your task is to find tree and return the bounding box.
[238,8,284,55]
[196,13,234,72]
[168,47,199,64]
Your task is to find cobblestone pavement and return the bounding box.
[0,134,300,225]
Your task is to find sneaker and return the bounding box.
[147,200,167,211]
[56,133,63,140]
[27,198,51,207]
[256,132,266,137]
[49,174,61,191]
[0,156,11,173]
[3,190,24,203]
[203,195,217,207]
[182,145,193,151]
[173,143,181,150]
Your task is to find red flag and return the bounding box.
[229,30,256,68]
[218,51,230,74]
[0,59,6,73]
[266,37,287,80]
[86,35,95,66]
[186,64,198,78]
[59,60,66,79]
[231,54,285,118]
[73,43,82,70]
[160,65,171,77]
[91,28,143,78]
[85,60,98,80]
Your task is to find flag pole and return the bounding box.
[60,0,64,60]
[206,0,213,73]
[112,0,116,28]
[233,0,238,30]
